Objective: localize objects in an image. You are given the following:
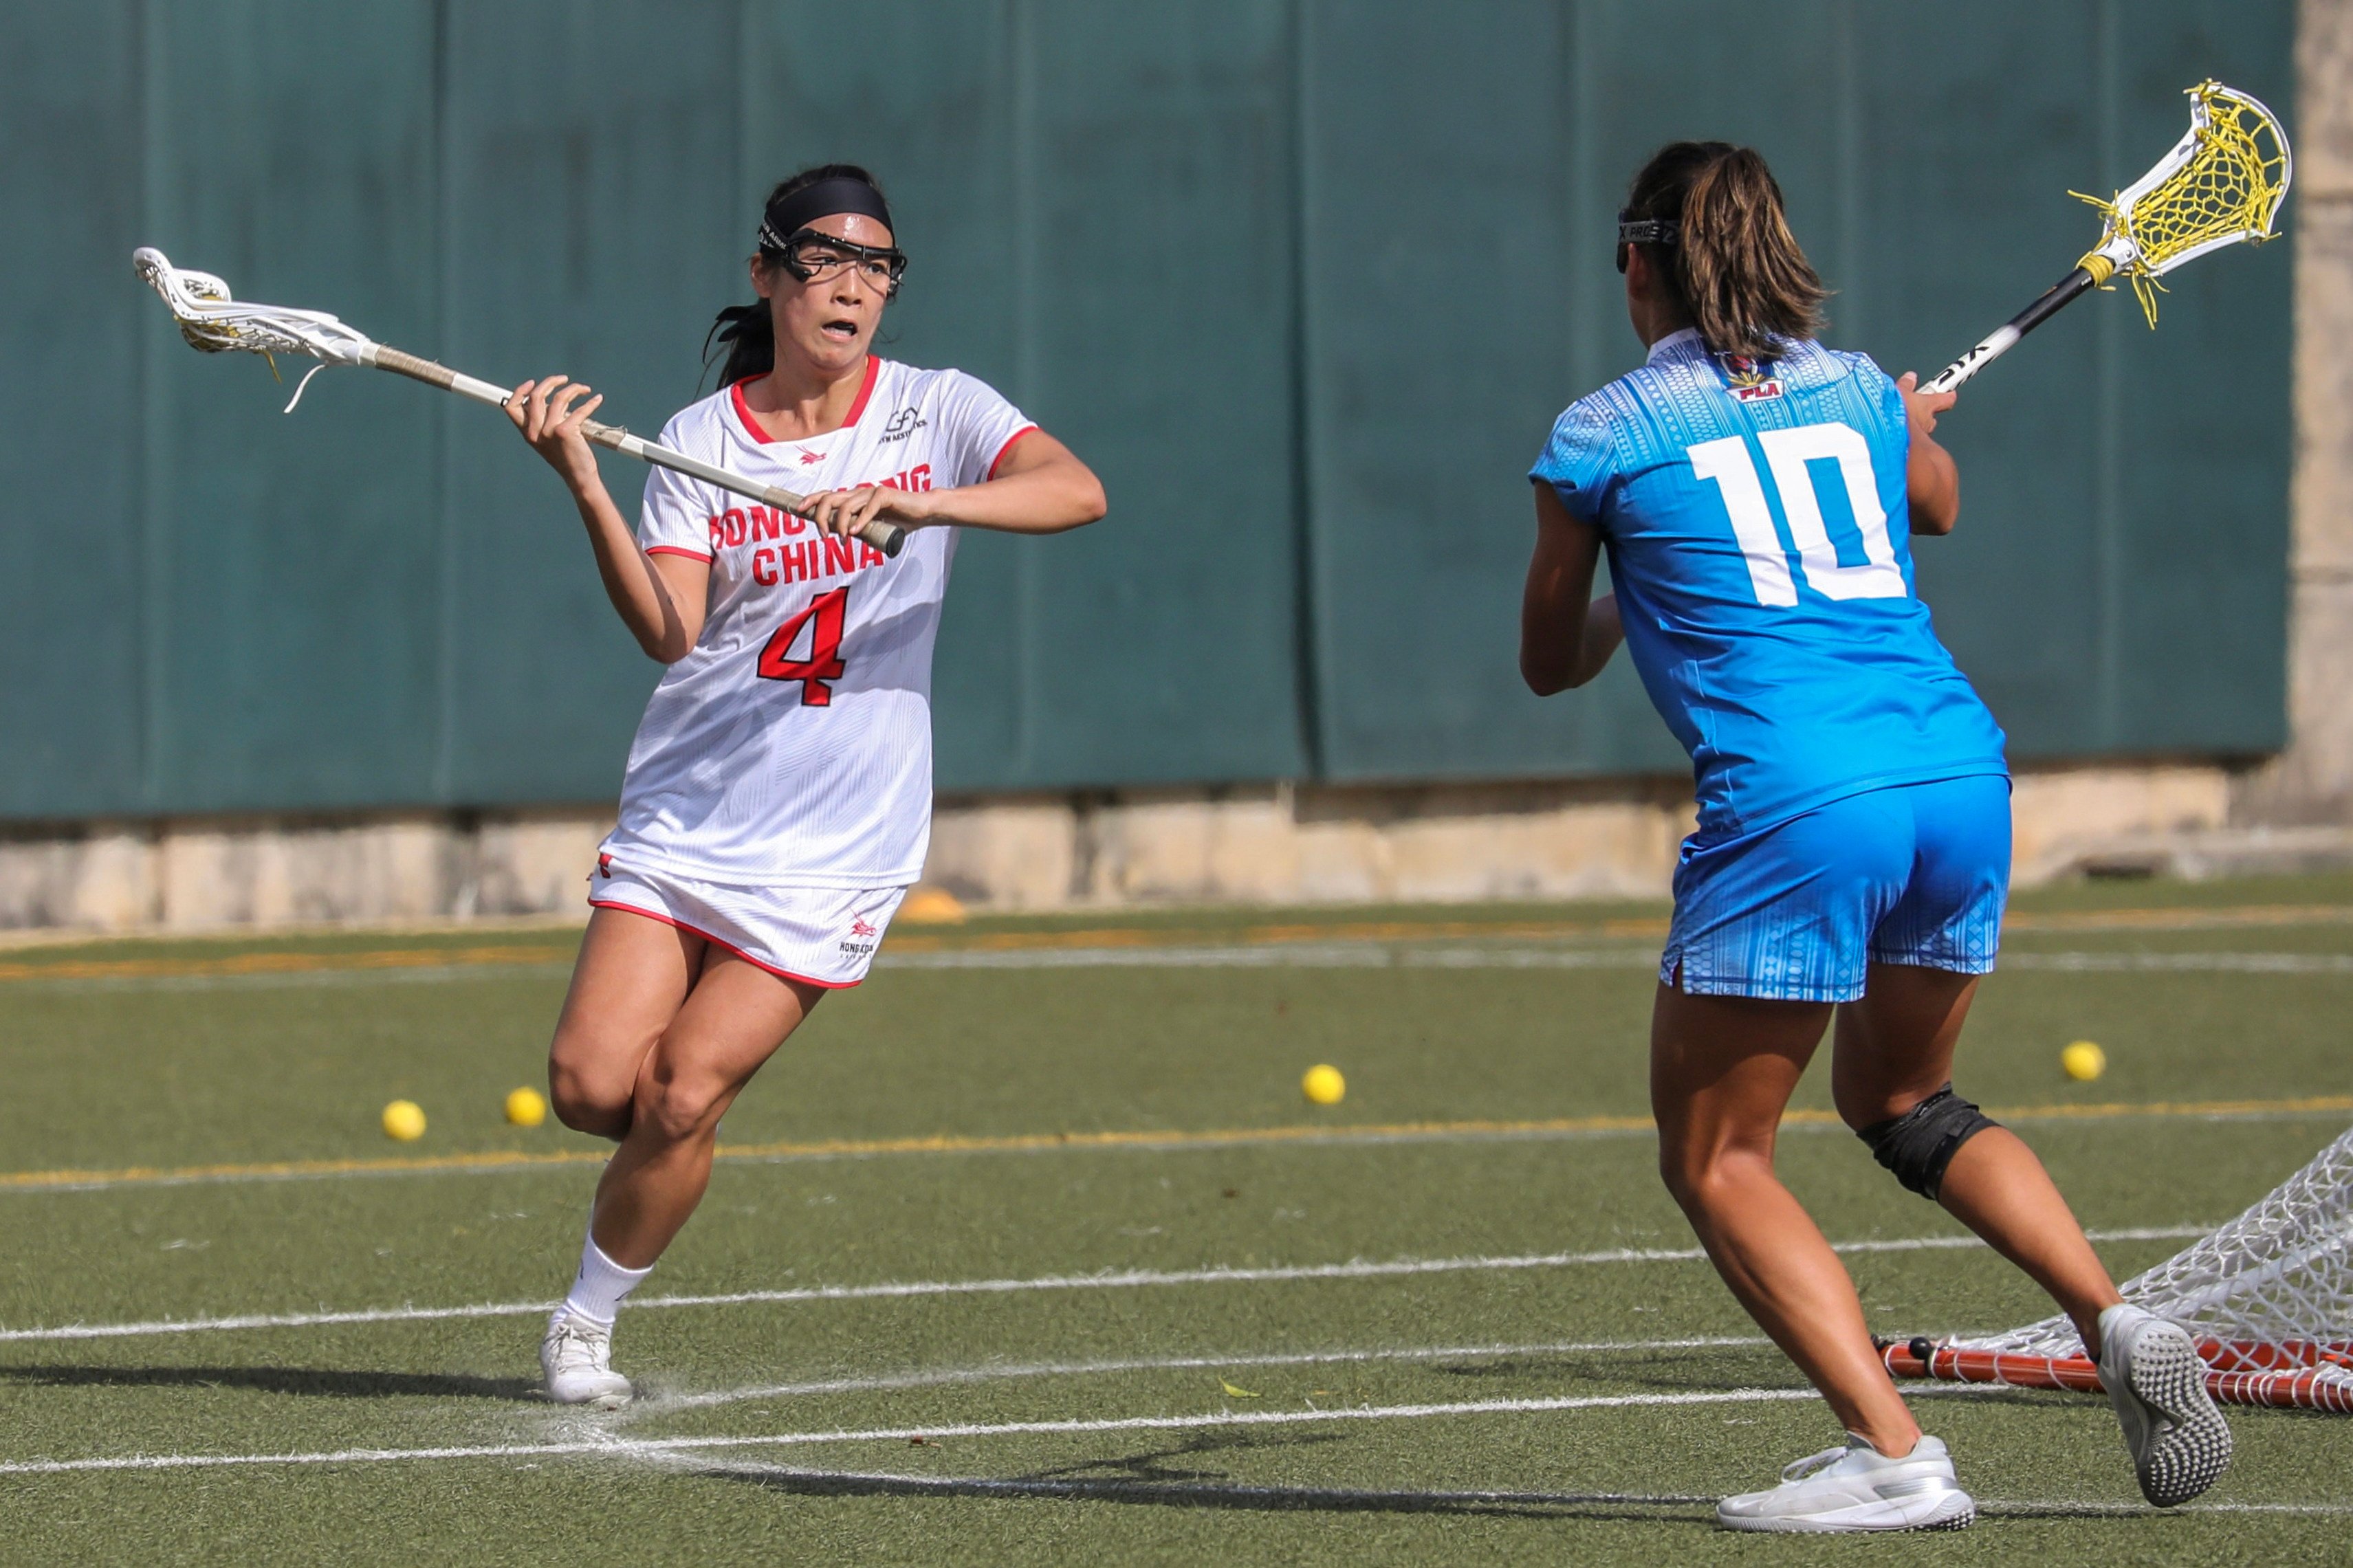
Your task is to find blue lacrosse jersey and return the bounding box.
[1531,328,2007,841]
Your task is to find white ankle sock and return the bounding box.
[561,1231,652,1327]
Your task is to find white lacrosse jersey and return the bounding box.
[600,355,1035,888]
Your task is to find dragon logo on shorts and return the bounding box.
[596,853,614,879]
[840,914,880,958]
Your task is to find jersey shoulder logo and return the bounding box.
[1714,351,1785,404]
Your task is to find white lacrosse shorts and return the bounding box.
[587,854,907,989]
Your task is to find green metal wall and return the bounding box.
[0,0,2290,819]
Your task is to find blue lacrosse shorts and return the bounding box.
[1660,773,2011,1004]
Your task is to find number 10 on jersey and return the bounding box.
[1687,421,1907,607]
[759,586,849,705]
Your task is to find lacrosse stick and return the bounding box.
[129,247,904,557]
[1923,80,2291,396]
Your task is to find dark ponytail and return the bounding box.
[705,298,775,389]
[704,163,895,387]
[1622,142,1827,360]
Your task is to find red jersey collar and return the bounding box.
[729,355,881,445]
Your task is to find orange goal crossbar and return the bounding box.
[1878,1336,2353,1413]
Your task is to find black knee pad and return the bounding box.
[1857,1085,1998,1200]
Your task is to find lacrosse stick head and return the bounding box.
[2075,81,2292,325]
[131,247,377,367]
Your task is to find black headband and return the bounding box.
[759,177,894,252]
[1617,216,1679,247]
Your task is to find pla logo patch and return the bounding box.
[1716,352,1784,403]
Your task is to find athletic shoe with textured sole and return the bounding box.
[1716,1435,1976,1533]
[2098,1303,2232,1506]
[540,1308,633,1409]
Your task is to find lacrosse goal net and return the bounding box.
[1882,1122,2353,1412]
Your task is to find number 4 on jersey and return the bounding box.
[758,586,849,705]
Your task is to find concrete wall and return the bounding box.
[0,813,612,933]
[2240,0,2353,824]
[0,762,2251,934]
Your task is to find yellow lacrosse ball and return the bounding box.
[505,1087,548,1127]
[381,1099,427,1141]
[2061,1041,2107,1082]
[1302,1064,1346,1105]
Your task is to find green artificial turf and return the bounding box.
[3,876,2352,1563]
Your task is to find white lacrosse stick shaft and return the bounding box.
[131,247,904,557]
[364,343,904,557]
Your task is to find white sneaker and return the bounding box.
[2098,1303,2232,1506]
[540,1308,633,1409]
[1717,1434,1975,1533]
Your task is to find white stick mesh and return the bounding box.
[132,247,377,366]
[1956,1122,2353,1389]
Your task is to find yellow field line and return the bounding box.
[5,901,2351,984]
[5,1094,2347,1194]
[0,944,573,984]
[881,917,1677,953]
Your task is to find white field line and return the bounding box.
[11,1374,2345,1516]
[12,1387,2352,1519]
[624,1335,1775,1419]
[0,1226,2203,1345]
[28,945,2353,990]
[0,1387,1830,1477]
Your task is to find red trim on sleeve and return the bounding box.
[587,898,862,989]
[987,424,1040,479]
[730,355,882,444]
[645,545,715,562]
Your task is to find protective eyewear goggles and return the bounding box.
[765,226,908,297]
[1614,211,1679,274]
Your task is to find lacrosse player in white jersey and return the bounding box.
[507,164,1104,1406]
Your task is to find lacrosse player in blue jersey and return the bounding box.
[1522,142,2230,1531]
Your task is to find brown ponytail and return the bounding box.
[1622,142,1827,360]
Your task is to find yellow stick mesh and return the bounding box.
[2073,82,2290,327]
